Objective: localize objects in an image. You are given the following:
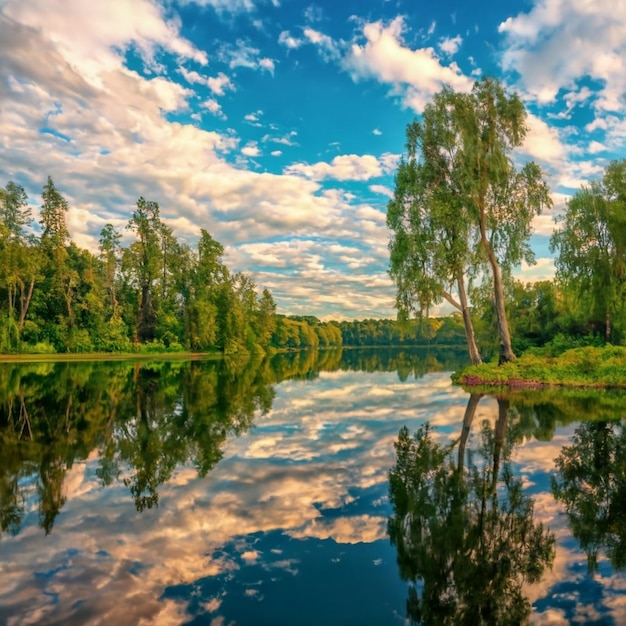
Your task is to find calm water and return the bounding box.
[1,349,626,625]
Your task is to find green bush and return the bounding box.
[22,341,57,354]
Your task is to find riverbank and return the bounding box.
[454,345,626,389]
[0,351,223,363]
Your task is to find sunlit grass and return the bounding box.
[455,345,626,389]
[0,351,222,364]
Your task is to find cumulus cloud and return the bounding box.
[303,26,342,61]
[498,0,626,119]
[369,184,394,199]
[219,39,277,73]
[343,17,472,112]
[519,112,567,164]
[439,35,463,56]
[285,153,398,181]
[181,0,279,14]
[4,0,208,80]
[517,257,556,283]
[207,71,235,95]
[278,30,303,49]
[203,98,226,118]
[241,141,260,157]
[259,57,276,74]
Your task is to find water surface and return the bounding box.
[1,349,625,625]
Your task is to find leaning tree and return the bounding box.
[388,78,552,364]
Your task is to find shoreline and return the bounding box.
[0,352,221,364]
[454,345,626,390]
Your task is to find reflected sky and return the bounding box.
[1,356,626,625]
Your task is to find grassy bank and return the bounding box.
[454,345,626,389]
[0,351,222,364]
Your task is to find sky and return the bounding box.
[1,0,625,320]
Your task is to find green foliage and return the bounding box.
[458,345,626,388]
[388,78,552,365]
[0,358,275,533]
[0,179,281,356]
[553,420,626,573]
[551,159,626,343]
[21,341,57,354]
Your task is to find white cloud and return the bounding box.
[207,72,235,95]
[178,67,206,85]
[498,0,626,116]
[278,30,303,49]
[4,0,208,83]
[517,256,556,283]
[262,130,298,146]
[203,98,226,119]
[369,184,393,199]
[304,26,342,61]
[439,35,462,56]
[372,128,382,136]
[219,40,276,73]
[270,150,282,157]
[285,153,396,181]
[343,17,472,112]
[519,112,567,165]
[588,140,607,154]
[259,57,276,74]
[241,141,260,157]
[180,0,279,14]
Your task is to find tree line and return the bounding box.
[387,77,626,366]
[0,177,283,354]
[0,172,569,359]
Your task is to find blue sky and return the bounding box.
[1,0,625,319]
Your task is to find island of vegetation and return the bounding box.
[0,78,624,386]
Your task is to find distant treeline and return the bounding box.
[277,315,467,349]
[281,274,626,359]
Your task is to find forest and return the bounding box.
[0,172,623,359]
[1,80,624,360]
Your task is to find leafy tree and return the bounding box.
[552,420,626,573]
[388,86,482,365]
[456,79,552,362]
[185,229,228,350]
[0,179,285,355]
[389,79,552,365]
[0,181,31,241]
[256,288,277,348]
[39,177,77,329]
[551,160,626,342]
[125,197,162,342]
[0,182,39,348]
[98,223,122,315]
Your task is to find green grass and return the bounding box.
[0,351,222,364]
[455,345,626,389]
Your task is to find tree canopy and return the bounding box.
[388,78,552,365]
[551,159,626,342]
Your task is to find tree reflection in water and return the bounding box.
[0,357,275,533]
[0,347,468,536]
[388,394,555,625]
[552,420,626,574]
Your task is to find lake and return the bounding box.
[1,348,625,625]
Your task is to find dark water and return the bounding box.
[0,348,625,625]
